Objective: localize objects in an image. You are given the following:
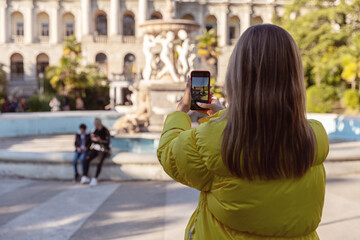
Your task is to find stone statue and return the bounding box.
[176,30,190,82]
[156,32,180,82]
[188,43,197,73]
[143,34,157,81]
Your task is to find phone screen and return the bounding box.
[191,72,210,110]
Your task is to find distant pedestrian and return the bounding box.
[124,94,133,106]
[81,118,111,187]
[5,96,17,112]
[73,124,91,182]
[76,95,85,110]
[49,97,60,112]
[62,97,70,111]
[17,98,29,112]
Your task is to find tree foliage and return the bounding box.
[46,36,107,97]
[196,29,222,77]
[276,0,360,89]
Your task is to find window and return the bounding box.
[124,53,136,74]
[37,12,50,39]
[96,14,107,36]
[41,23,49,36]
[229,16,240,41]
[11,12,24,37]
[252,16,263,26]
[10,53,24,80]
[150,11,162,20]
[65,23,74,36]
[205,15,217,32]
[36,53,49,76]
[63,13,75,39]
[182,14,194,21]
[95,53,108,74]
[123,14,135,36]
[16,22,24,36]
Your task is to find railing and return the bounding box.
[10,73,24,81]
[94,35,108,43]
[12,35,24,43]
[38,36,49,43]
[122,36,136,44]
[111,73,137,82]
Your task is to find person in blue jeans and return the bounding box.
[73,124,91,181]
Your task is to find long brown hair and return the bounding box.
[221,24,316,180]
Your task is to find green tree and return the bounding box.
[275,0,360,87]
[46,36,107,97]
[196,29,221,77]
[0,63,6,92]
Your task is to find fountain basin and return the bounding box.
[139,19,200,35]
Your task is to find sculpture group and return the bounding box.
[142,29,196,82]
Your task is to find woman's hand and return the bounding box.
[176,77,192,113]
[176,76,225,115]
[195,98,224,116]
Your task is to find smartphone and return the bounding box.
[190,70,211,110]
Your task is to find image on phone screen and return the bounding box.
[191,76,210,110]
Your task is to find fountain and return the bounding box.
[114,0,200,133]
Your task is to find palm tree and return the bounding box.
[46,36,106,97]
[196,28,221,77]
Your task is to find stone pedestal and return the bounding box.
[140,81,185,126]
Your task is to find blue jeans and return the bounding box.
[73,151,87,175]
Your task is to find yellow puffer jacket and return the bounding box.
[157,109,329,240]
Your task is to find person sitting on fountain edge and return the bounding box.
[73,123,91,182]
[81,118,111,187]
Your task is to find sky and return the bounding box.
[192,77,209,87]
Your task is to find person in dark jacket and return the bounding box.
[81,118,111,186]
[73,124,91,181]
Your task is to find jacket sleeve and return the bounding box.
[74,134,79,148]
[99,129,110,145]
[157,111,214,191]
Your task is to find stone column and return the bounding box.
[219,5,229,46]
[138,0,147,36]
[109,85,115,106]
[197,4,205,34]
[50,5,59,44]
[0,1,7,43]
[115,86,122,105]
[24,3,33,44]
[75,9,83,41]
[110,0,119,36]
[81,0,91,36]
[240,5,252,35]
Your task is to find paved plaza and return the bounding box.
[1,135,360,239]
[0,172,360,240]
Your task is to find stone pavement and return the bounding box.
[1,173,360,240]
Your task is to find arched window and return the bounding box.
[229,16,240,43]
[95,53,108,74]
[63,12,75,38]
[123,53,136,74]
[37,12,50,42]
[36,53,49,76]
[10,53,24,81]
[205,15,217,33]
[123,12,135,36]
[95,12,107,36]
[150,11,162,20]
[252,16,263,25]
[11,12,24,39]
[181,14,194,21]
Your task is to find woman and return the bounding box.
[157,24,329,239]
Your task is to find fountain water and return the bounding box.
[114,0,200,133]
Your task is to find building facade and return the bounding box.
[0,0,285,103]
